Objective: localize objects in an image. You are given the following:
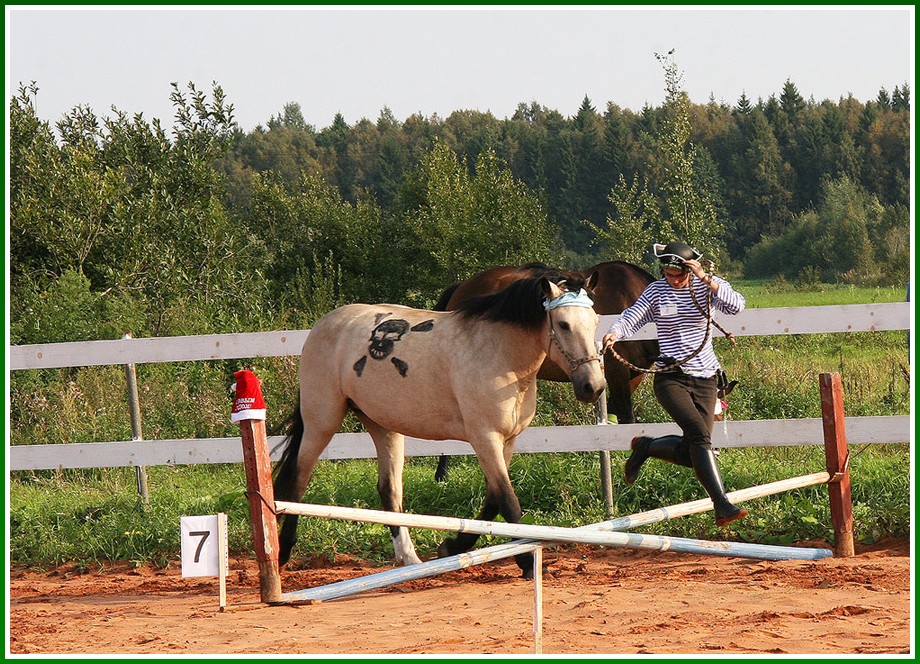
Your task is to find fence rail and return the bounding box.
[8,302,911,471]
[9,302,909,370]
[8,416,909,471]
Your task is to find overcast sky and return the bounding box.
[6,6,914,133]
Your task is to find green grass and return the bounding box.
[10,444,909,570]
[8,281,912,568]
[735,279,907,308]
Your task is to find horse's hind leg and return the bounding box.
[434,455,450,482]
[359,417,422,566]
[437,436,534,578]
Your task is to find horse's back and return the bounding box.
[302,303,467,439]
[303,303,448,377]
[584,261,655,314]
[443,265,526,310]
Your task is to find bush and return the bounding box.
[745,176,904,285]
[11,270,147,345]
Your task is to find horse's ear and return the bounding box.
[585,270,600,292]
[542,278,564,301]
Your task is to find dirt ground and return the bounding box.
[8,537,912,656]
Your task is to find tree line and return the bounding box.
[9,66,910,345]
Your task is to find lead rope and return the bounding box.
[695,261,737,345]
[604,261,735,374]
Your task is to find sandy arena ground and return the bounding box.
[8,537,911,656]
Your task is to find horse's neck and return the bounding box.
[460,320,548,381]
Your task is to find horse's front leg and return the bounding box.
[437,436,534,578]
[362,418,422,566]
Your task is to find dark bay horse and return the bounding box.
[273,274,605,578]
[433,261,660,481]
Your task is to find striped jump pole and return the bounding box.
[279,470,834,603]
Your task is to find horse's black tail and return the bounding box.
[433,282,460,311]
[273,401,305,566]
[434,282,460,482]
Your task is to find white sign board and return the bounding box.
[180,515,221,578]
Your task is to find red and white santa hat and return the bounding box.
[230,369,267,422]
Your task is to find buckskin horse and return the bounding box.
[433,261,660,482]
[273,273,605,578]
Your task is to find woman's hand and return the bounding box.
[602,332,618,350]
[684,259,717,289]
[683,259,706,280]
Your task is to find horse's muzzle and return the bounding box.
[572,369,605,404]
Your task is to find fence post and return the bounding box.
[233,370,283,603]
[819,372,855,557]
[122,333,149,505]
[594,392,614,518]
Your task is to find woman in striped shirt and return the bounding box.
[601,241,748,527]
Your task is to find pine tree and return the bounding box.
[892,84,910,112]
[780,79,806,120]
[876,87,891,108]
[736,91,753,115]
[655,50,723,258]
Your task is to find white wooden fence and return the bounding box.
[8,302,912,471]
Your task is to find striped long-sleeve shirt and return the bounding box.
[606,276,746,378]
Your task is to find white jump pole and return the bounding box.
[279,470,833,603]
[275,501,834,562]
[600,471,832,532]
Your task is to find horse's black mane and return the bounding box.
[433,263,560,312]
[454,272,588,329]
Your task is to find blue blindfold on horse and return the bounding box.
[544,288,594,311]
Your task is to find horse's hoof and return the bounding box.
[520,568,534,580]
[437,540,459,558]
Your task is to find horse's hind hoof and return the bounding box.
[521,568,534,580]
[437,539,461,558]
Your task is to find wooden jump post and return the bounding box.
[820,372,855,557]
[232,370,283,604]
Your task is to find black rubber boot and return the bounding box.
[624,436,652,485]
[624,435,692,484]
[688,446,748,526]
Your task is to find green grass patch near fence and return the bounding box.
[735,279,907,309]
[10,444,909,570]
[9,281,912,569]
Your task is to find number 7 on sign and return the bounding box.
[189,531,210,563]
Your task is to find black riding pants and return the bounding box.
[653,371,718,451]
